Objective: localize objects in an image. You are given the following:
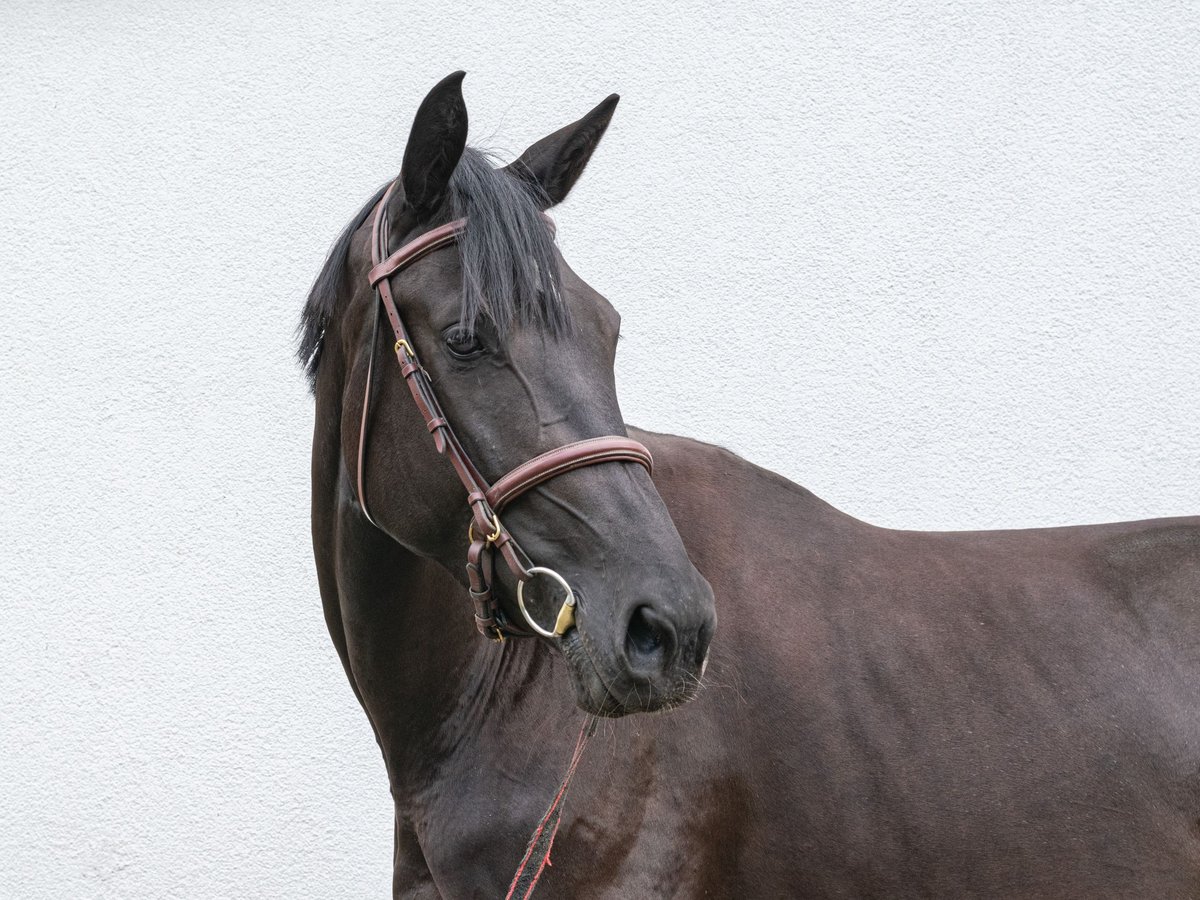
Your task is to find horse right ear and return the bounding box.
[390,71,469,223]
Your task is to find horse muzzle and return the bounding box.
[557,573,716,717]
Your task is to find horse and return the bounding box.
[300,72,1200,898]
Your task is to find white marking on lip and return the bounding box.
[700,651,709,678]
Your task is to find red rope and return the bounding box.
[505,717,596,900]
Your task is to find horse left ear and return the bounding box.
[503,94,619,208]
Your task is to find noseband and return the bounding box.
[355,180,654,641]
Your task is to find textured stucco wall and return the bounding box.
[2,2,1197,897]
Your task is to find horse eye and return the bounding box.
[444,328,485,359]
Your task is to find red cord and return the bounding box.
[505,718,596,899]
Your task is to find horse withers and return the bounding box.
[302,73,1200,897]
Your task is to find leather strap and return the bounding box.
[356,178,654,639]
[368,219,465,287]
[356,303,382,529]
[487,437,652,512]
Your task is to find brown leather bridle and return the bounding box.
[355,180,654,641]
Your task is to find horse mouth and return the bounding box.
[559,626,701,718]
[559,628,620,714]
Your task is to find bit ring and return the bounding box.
[517,567,577,638]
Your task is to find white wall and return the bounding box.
[2,2,1197,897]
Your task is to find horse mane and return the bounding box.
[297,147,567,392]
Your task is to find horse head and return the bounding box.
[304,72,715,716]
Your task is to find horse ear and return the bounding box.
[394,71,469,222]
[504,94,619,208]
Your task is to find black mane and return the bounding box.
[297,147,566,392]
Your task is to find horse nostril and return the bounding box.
[625,605,671,671]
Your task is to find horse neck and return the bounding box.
[335,532,564,791]
[311,340,561,789]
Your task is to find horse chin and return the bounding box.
[558,628,699,718]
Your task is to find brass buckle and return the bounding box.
[394,338,414,359]
[468,511,502,544]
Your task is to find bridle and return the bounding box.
[355,179,654,641]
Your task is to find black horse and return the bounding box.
[301,73,1200,897]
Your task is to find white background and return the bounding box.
[2,3,1197,897]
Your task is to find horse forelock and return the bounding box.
[297,147,568,394]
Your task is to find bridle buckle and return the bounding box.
[468,511,502,545]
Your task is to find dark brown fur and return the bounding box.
[305,75,1200,898]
